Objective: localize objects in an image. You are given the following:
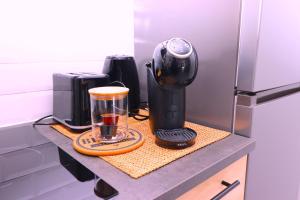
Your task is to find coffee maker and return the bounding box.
[147,38,198,148]
[102,55,140,115]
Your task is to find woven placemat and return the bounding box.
[52,120,230,178]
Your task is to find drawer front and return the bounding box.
[178,156,247,200]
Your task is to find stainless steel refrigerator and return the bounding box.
[134,0,300,199]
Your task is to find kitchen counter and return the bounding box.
[34,123,255,200]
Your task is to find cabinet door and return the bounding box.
[238,0,300,92]
[178,156,247,200]
[236,92,300,200]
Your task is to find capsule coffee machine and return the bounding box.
[147,38,198,148]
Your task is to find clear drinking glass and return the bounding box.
[89,86,129,143]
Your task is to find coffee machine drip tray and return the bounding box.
[154,128,197,149]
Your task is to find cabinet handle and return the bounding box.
[210,180,240,200]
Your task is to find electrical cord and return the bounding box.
[33,102,150,125]
[32,115,57,126]
[130,102,150,121]
[132,113,149,121]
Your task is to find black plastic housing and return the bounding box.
[94,179,119,199]
[102,55,140,114]
[155,128,197,149]
[147,38,198,134]
[147,67,185,132]
[53,73,110,129]
[58,148,94,182]
[151,40,198,88]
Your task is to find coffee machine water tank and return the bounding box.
[147,38,198,132]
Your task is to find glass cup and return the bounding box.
[89,86,129,143]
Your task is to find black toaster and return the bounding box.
[53,72,110,131]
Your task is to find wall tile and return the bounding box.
[0,0,134,63]
[0,122,51,154]
[0,61,104,95]
[0,0,134,128]
[0,90,53,127]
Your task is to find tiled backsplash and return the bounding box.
[0,1,134,191]
[0,91,53,127]
[0,0,134,63]
[0,61,105,96]
[0,0,134,126]
[0,122,49,154]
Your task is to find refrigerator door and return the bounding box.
[134,0,241,131]
[238,0,300,92]
[235,92,300,200]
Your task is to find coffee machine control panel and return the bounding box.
[166,38,193,58]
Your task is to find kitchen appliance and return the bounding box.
[134,0,300,199]
[102,55,140,115]
[147,38,198,148]
[53,72,110,131]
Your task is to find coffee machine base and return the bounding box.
[154,128,197,149]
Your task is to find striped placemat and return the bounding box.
[52,120,230,178]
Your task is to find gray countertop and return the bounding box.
[34,124,255,200]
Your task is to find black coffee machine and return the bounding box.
[147,38,198,148]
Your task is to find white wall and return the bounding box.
[0,0,134,127]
